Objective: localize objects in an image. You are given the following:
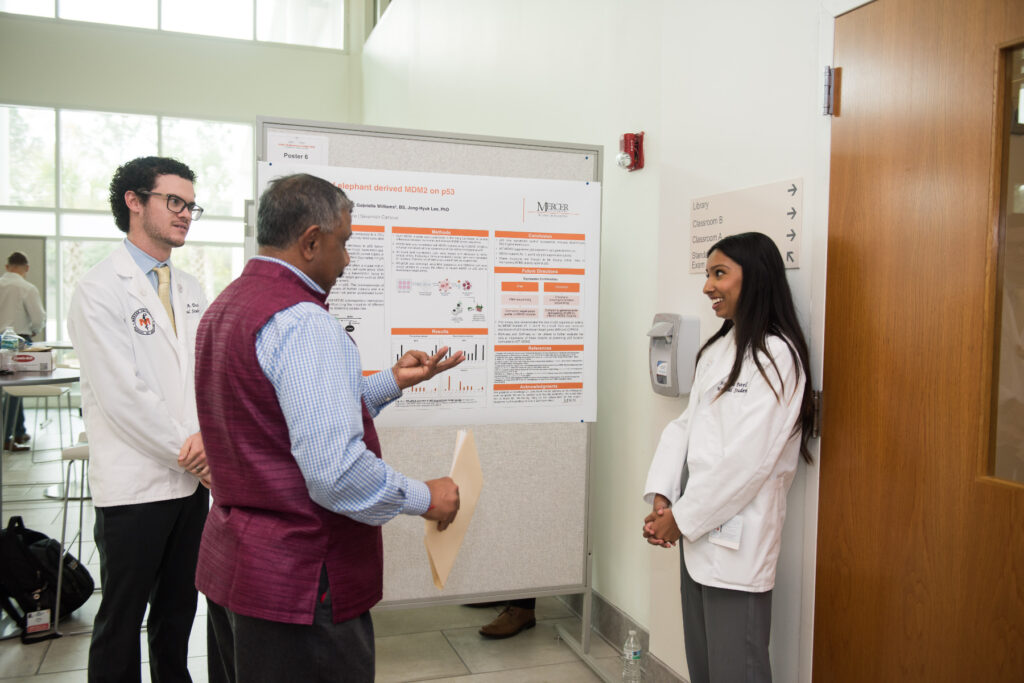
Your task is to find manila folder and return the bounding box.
[424,429,482,589]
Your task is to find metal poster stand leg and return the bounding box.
[555,423,615,681]
[554,553,617,683]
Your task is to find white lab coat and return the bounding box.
[644,328,804,592]
[67,243,207,507]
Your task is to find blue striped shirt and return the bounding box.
[252,256,430,525]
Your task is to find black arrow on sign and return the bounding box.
[786,229,796,241]
[787,183,797,196]
[786,251,795,263]
[787,207,797,219]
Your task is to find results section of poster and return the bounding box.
[257,162,601,426]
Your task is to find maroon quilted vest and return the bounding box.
[194,258,383,624]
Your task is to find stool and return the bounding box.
[2,383,73,457]
[54,436,89,633]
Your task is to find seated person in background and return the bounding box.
[0,250,46,451]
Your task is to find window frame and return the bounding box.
[0,102,251,341]
[0,0,348,52]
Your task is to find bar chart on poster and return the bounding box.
[255,119,601,605]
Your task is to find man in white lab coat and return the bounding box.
[68,156,210,683]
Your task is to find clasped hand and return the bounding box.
[178,431,211,488]
[643,493,681,548]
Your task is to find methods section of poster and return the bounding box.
[257,161,601,426]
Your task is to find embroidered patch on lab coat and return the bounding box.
[131,308,156,335]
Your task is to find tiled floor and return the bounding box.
[1,406,621,682]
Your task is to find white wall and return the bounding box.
[0,12,363,124]
[363,0,667,627]
[653,5,828,681]
[363,2,830,681]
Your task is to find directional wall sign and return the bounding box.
[688,178,803,273]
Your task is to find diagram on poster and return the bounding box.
[258,162,601,426]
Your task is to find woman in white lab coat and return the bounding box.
[643,232,813,683]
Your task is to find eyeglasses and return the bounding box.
[135,191,204,221]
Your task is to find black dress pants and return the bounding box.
[1,394,26,441]
[88,485,209,683]
[2,334,31,440]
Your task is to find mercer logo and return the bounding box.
[536,202,569,212]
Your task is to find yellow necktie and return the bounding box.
[154,265,176,334]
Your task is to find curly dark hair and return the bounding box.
[108,157,196,233]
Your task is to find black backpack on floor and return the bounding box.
[0,515,95,643]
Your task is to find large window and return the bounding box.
[0,103,251,341]
[994,45,1024,484]
[0,0,345,50]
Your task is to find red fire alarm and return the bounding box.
[617,131,645,171]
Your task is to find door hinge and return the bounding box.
[811,390,823,438]
[822,66,835,116]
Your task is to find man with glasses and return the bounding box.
[68,156,209,683]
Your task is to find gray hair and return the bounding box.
[256,173,354,249]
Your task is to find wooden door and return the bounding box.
[814,0,1024,680]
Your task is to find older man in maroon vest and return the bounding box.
[195,173,463,682]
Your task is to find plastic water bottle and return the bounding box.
[1,327,21,350]
[622,629,642,682]
[0,327,21,372]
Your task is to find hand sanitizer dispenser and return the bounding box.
[647,314,700,396]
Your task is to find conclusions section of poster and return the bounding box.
[257,162,600,426]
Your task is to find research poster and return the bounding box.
[257,162,601,426]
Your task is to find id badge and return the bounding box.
[708,516,742,550]
[26,609,51,633]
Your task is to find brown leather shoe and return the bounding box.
[4,439,29,452]
[478,606,536,639]
[14,434,30,445]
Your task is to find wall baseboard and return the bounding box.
[562,591,686,683]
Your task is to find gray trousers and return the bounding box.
[680,548,773,683]
[206,568,375,683]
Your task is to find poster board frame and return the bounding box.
[254,118,601,607]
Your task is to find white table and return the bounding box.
[1,367,82,515]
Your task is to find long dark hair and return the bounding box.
[697,232,814,463]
